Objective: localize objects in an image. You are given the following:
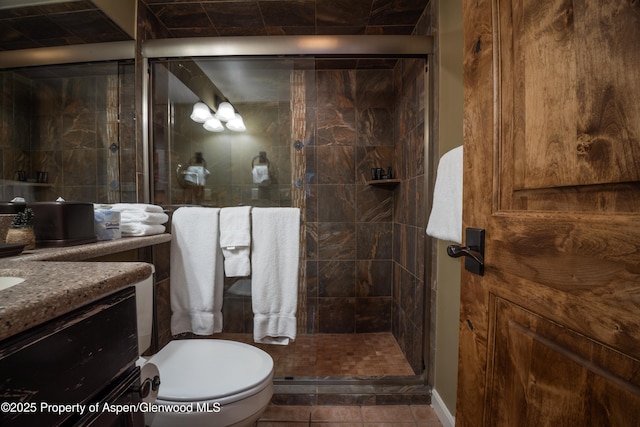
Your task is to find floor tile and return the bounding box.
[362,423,415,427]
[259,405,443,427]
[310,423,363,427]
[257,423,310,427]
[310,405,362,422]
[361,405,415,422]
[410,405,440,422]
[260,405,311,422]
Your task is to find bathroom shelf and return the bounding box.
[366,178,401,187]
[3,180,53,188]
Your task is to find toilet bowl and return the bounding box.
[144,339,273,427]
[134,273,274,427]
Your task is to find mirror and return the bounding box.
[0,60,135,203]
[151,57,307,207]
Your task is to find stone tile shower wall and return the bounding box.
[392,58,427,374]
[306,68,396,335]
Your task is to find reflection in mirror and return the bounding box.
[0,60,135,204]
[152,57,306,207]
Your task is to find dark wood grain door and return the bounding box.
[457,0,640,425]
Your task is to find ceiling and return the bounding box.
[143,0,430,37]
[0,0,430,51]
[0,0,131,51]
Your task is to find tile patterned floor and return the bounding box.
[215,333,415,377]
[257,404,443,426]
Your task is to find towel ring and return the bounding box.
[251,151,270,168]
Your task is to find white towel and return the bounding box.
[184,165,210,186]
[120,211,169,224]
[219,206,252,277]
[251,207,300,345]
[170,207,224,335]
[252,165,269,184]
[111,203,164,213]
[120,223,165,236]
[426,146,463,244]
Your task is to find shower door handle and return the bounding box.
[447,228,485,276]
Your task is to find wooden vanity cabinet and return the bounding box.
[0,287,145,427]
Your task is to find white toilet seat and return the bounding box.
[145,339,274,427]
[148,339,274,403]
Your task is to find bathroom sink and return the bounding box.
[0,277,25,291]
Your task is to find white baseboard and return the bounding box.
[431,389,455,427]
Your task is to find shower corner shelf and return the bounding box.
[366,178,401,187]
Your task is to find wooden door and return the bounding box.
[457,1,640,426]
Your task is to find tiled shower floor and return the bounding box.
[214,333,416,378]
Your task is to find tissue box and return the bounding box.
[28,202,97,247]
[94,209,121,241]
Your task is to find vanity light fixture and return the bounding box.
[191,100,246,132]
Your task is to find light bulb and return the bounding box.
[226,113,246,132]
[190,101,212,123]
[215,101,236,122]
[203,117,224,132]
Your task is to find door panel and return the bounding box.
[505,0,640,191]
[499,0,640,210]
[489,297,640,426]
[458,0,640,425]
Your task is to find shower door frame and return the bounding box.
[142,35,435,387]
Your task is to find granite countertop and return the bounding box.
[0,234,172,341]
[16,234,172,261]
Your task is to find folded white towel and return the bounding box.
[251,207,300,345]
[427,146,463,244]
[120,211,169,224]
[111,203,164,213]
[170,207,224,335]
[219,206,252,277]
[184,165,210,186]
[94,203,113,210]
[120,223,165,236]
[252,165,269,184]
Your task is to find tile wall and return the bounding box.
[392,57,427,374]
[305,67,396,335]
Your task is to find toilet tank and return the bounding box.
[134,267,155,355]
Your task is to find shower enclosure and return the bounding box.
[146,36,433,397]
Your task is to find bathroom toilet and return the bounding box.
[134,274,274,427]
